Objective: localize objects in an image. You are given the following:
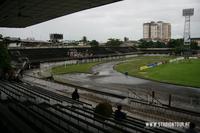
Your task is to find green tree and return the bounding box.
[138,39,153,48]
[94,102,113,121]
[148,40,154,47]
[0,41,11,69]
[154,41,166,48]
[167,39,176,48]
[0,41,11,78]
[106,38,123,47]
[174,45,185,55]
[89,40,99,47]
[138,39,167,48]
[167,39,183,48]
[138,39,148,48]
[167,39,185,55]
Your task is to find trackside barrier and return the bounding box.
[169,57,184,63]
[157,62,162,66]
[53,104,154,133]
[129,99,200,125]
[68,105,182,133]
[189,57,198,59]
[40,54,138,76]
[139,56,199,71]
[139,66,148,71]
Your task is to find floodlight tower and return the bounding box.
[182,8,194,57]
[182,8,194,45]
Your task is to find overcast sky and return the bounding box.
[0,0,199,42]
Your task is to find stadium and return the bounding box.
[0,0,200,133]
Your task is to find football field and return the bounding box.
[115,56,200,88]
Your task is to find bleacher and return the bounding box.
[0,80,184,133]
[10,48,69,63]
[8,47,137,64]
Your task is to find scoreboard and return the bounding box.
[50,34,63,41]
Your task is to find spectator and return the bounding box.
[72,88,79,101]
[185,122,198,133]
[114,105,126,121]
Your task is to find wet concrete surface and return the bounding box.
[56,60,200,111]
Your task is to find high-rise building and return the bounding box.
[150,22,158,40]
[143,23,150,39]
[143,21,171,42]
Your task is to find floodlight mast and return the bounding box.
[183,8,194,45]
[182,8,194,57]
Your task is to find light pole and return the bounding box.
[182,8,194,58]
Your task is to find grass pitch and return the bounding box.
[145,59,200,87]
[115,56,172,77]
[51,62,101,75]
[115,56,200,88]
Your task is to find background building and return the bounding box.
[143,23,150,40]
[143,21,171,42]
[50,33,63,42]
[191,38,200,46]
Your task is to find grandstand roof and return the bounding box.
[0,0,122,28]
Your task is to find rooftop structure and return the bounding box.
[191,38,200,46]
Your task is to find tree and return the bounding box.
[138,39,148,48]
[148,40,154,48]
[154,41,166,48]
[167,39,176,48]
[0,40,11,78]
[106,38,123,47]
[167,39,183,48]
[0,41,11,69]
[89,40,99,47]
[94,102,113,121]
[174,45,185,55]
[167,39,183,55]
[138,39,167,48]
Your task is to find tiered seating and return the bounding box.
[9,47,137,63]
[0,80,184,133]
[91,47,114,55]
[1,81,91,108]
[108,47,137,53]
[19,48,68,62]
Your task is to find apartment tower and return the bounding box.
[143,21,171,42]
